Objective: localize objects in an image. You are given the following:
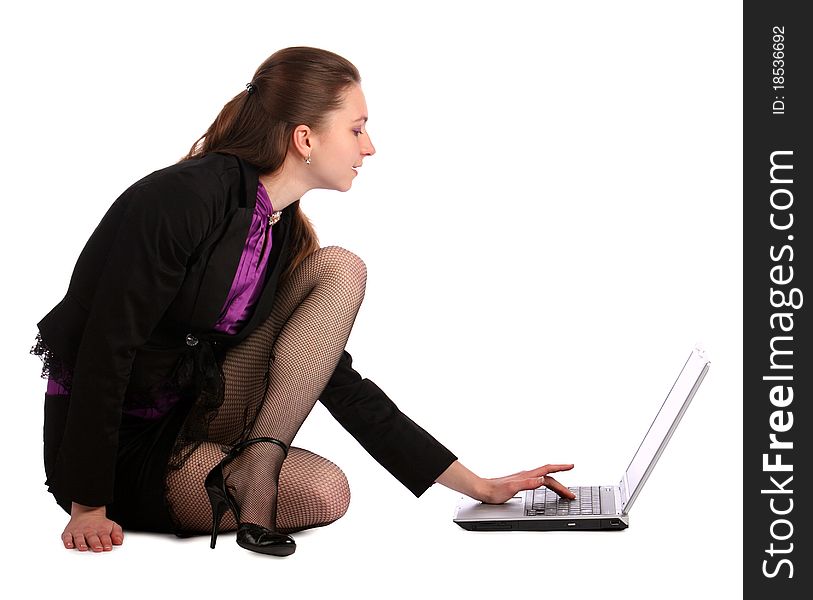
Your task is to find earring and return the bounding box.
[304,154,311,165]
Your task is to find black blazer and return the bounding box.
[35,152,456,507]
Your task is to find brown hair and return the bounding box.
[180,46,361,286]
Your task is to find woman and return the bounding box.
[31,46,575,557]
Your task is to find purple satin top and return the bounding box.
[213,181,275,334]
[47,183,277,419]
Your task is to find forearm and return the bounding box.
[320,351,459,497]
[435,460,487,500]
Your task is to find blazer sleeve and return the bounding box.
[50,181,210,507]
[319,350,457,497]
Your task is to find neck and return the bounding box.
[257,154,310,213]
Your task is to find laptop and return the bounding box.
[453,344,710,531]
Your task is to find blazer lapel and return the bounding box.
[190,155,295,345]
[188,154,257,332]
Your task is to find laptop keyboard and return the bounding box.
[525,486,602,516]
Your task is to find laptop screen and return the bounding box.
[621,346,710,512]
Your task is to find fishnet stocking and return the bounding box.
[166,246,365,535]
[166,445,351,534]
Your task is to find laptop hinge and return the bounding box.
[619,474,630,513]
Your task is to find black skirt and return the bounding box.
[48,393,192,534]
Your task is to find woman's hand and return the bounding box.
[436,460,576,505]
[478,464,577,504]
[62,503,124,552]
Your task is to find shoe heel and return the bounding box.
[205,464,230,550]
[209,494,227,549]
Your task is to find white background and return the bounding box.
[2,1,742,597]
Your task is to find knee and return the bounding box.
[313,461,351,523]
[314,246,367,292]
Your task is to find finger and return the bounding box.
[544,476,576,499]
[111,523,124,546]
[100,533,114,551]
[85,532,104,552]
[61,532,75,550]
[74,533,88,552]
[525,464,572,478]
[540,463,575,475]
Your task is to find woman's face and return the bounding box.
[309,84,376,192]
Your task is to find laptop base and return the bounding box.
[454,516,629,531]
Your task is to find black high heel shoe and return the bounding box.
[204,436,297,556]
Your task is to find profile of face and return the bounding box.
[304,84,376,192]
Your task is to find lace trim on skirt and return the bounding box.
[30,331,74,392]
[166,339,227,470]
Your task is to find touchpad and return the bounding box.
[465,496,524,518]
